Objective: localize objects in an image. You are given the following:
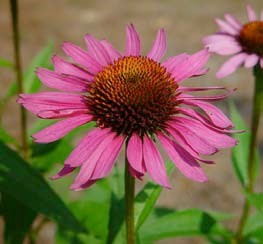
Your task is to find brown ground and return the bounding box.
[1,0,263,243]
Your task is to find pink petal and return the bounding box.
[71,179,97,191]
[65,128,111,167]
[260,58,263,68]
[215,18,239,35]
[127,133,145,174]
[129,166,144,180]
[62,42,102,74]
[52,55,94,80]
[244,54,259,68]
[147,29,167,61]
[100,40,122,62]
[72,131,116,187]
[178,86,227,92]
[51,164,76,180]
[18,92,86,116]
[170,49,210,83]
[37,109,89,119]
[261,10,263,21]
[224,14,242,30]
[158,133,207,182]
[36,68,89,92]
[216,53,247,78]
[183,99,233,128]
[203,34,237,45]
[125,24,141,56]
[32,114,92,143]
[85,34,112,66]
[90,135,124,179]
[166,123,217,155]
[246,5,257,21]
[162,53,188,73]
[206,41,242,55]
[143,135,171,188]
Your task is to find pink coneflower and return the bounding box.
[203,5,263,78]
[18,24,237,190]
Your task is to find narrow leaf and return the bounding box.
[0,58,13,68]
[0,141,85,233]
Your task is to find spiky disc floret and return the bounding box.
[88,56,178,136]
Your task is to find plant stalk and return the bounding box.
[10,0,28,159]
[235,65,263,242]
[125,141,135,244]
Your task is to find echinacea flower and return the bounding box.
[203,5,263,78]
[18,24,237,190]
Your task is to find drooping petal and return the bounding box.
[85,34,112,66]
[71,131,116,187]
[100,40,122,62]
[215,18,239,35]
[65,128,111,167]
[51,164,76,180]
[62,42,102,74]
[129,166,144,180]
[125,24,141,56]
[36,68,89,92]
[52,55,94,80]
[158,133,207,182]
[206,41,242,55]
[203,34,237,45]
[224,14,242,30]
[216,53,247,78]
[32,114,92,143]
[127,133,145,174]
[244,54,259,68]
[90,135,124,179]
[147,29,167,61]
[246,5,257,21]
[162,53,188,73]
[143,135,171,188]
[261,10,263,21]
[261,58,263,68]
[70,180,97,191]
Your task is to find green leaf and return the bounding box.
[0,141,85,233]
[1,193,37,244]
[245,192,263,212]
[229,100,260,186]
[0,58,13,68]
[0,127,17,146]
[139,209,231,242]
[3,43,53,101]
[134,162,174,230]
[244,212,263,237]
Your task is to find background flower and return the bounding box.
[203,5,263,78]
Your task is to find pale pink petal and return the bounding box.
[216,53,247,78]
[224,14,242,30]
[174,117,238,149]
[166,123,217,155]
[260,58,263,68]
[183,99,233,128]
[246,5,257,21]
[170,49,210,82]
[52,55,94,80]
[85,34,112,66]
[158,133,207,182]
[147,29,167,61]
[71,131,116,187]
[100,40,122,62]
[261,10,263,21]
[127,133,144,174]
[32,114,92,143]
[143,135,171,188]
[90,135,124,179]
[203,34,237,45]
[207,41,242,55]
[62,42,102,74]
[178,86,227,92]
[215,18,239,35]
[125,24,141,56]
[244,54,259,68]
[65,128,111,167]
[36,68,89,92]
[162,53,188,72]
[51,164,76,180]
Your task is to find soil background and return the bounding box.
[1,0,263,243]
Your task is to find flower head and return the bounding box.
[203,5,263,78]
[18,24,237,190]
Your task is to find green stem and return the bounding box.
[235,65,263,242]
[125,141,135,244]
[9,0,28,159]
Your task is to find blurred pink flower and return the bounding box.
[18,24,237,190]
[203,5,263,78]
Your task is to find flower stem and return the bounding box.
[9,0,28,159]
[235,65,263,242]
[125,142,135,244]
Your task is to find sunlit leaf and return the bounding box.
[245,192,263,212]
